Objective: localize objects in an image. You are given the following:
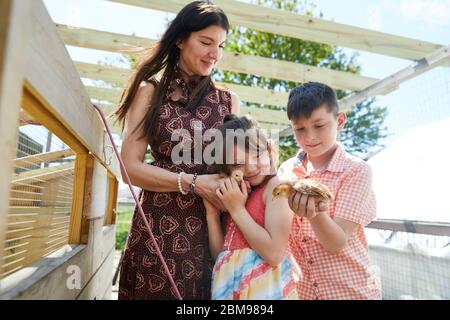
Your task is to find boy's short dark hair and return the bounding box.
[287,82,339,120]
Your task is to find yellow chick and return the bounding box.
[219,169,244,183]
[231,169,244,183]
[272,179,333,204]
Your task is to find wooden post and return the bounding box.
[0,0,32,284]
[105,174,119,225]
[69,153,90,244]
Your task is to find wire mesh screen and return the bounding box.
[1,109,76,279]
[366,228,450,300]
[365,62,450,300]
[379,65,450,148]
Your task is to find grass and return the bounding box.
[115,204,134,250]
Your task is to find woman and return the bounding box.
[114,1,239,299]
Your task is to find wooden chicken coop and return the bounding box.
[1,0,449,300]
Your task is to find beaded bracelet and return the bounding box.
[189,173,198,195]
[177,172,189,195]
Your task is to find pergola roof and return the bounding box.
[55,0,450,134]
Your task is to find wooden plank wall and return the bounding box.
[0,0,32,286]
[0,0,119,299]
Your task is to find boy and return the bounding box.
[278,82,381,300]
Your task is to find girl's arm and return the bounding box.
[218,177,293,266]
[203,199,224,259]
[120,81,223,208]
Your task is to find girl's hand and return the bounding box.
[288,191,329,220]
[195,174,225,211]
[216,177,248,215]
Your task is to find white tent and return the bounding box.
[368,117,450,223]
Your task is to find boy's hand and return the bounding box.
[216,177,248,215]
[288,191,329,220]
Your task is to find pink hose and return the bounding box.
[92,104,182,300]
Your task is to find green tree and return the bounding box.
[215,0,387,162]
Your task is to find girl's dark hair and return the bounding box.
[287,82,339,120]
[215,114,268,175]
[112,1,229,146]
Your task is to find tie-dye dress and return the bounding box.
[211,181,300,300]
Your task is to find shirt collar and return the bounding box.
[294,143,346,174]
[325,143,346,173]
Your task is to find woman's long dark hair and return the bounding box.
[112,1,229,145]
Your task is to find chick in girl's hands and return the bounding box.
[216,176,248,216]
[204,169,247,216]
[230,169,244,183]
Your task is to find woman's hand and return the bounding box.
[288,192,329,220]
[216,177,248,216]
[202,198,220,216]
[195,174,225,211]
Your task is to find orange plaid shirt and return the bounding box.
[278,144,381,300]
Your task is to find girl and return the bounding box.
[204,115,300,300]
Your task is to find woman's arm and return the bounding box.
[120,82,185,191]
[230,91,240,115]
[203,199,224,259]
[120,82,223,208]
[218,177,293,267]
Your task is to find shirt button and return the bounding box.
[308,259,314,265]
[313,282,318,288]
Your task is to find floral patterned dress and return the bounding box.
[118,70,232,300]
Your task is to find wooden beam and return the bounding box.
[81,157,110,221]
[0,0,32,286]
[56,23,156,53]
[57,24,378,91]
[105,174,118,225]
[69,153,90,245]
[12,163,74,186]
[109,0,443,60]
[220,82,289,109]
[75,61,290,108]
[340,44,450,110]
[14,149,75,168]
[366,219,450,237]
[8,207,72,215]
